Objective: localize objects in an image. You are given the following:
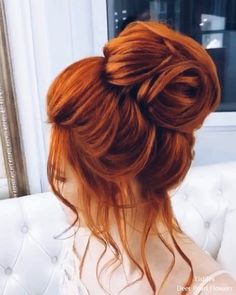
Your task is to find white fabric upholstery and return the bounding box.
[0,161,235,294]
[171,161,236,279]
[0,193,68,295]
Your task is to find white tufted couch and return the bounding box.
[0,161,236,294]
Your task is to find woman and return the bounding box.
[47,21,236,295]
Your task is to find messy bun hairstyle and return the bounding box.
[47,21,221,295]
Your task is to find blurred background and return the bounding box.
[0,0,235,199]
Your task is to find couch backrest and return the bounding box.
[0,192,69,295]
[171,161,236,279]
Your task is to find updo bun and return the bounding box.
[103,21,220,133]
[47,21,221,295]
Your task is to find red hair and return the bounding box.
[47,21,220,294]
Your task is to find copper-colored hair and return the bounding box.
[47,21,220,294]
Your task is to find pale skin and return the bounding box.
[53,162,236,295]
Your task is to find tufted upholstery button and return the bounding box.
[51,256,58,264]
[204,221,211,228]
[5,267,12,275]
[21,225,29,233]
[184,193,188,200]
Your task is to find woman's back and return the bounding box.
[59,224,236,295]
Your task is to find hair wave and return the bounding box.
[47,21,221,295]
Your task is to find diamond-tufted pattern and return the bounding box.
[0,193,69,295]
[171,161,236,278]
[0,161,235,294]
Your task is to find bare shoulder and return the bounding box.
[173,232,236,294]
[198,273,236,295]
[174,232,226,273]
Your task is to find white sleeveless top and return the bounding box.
[58,227,90,295]
[58,231,231,295]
